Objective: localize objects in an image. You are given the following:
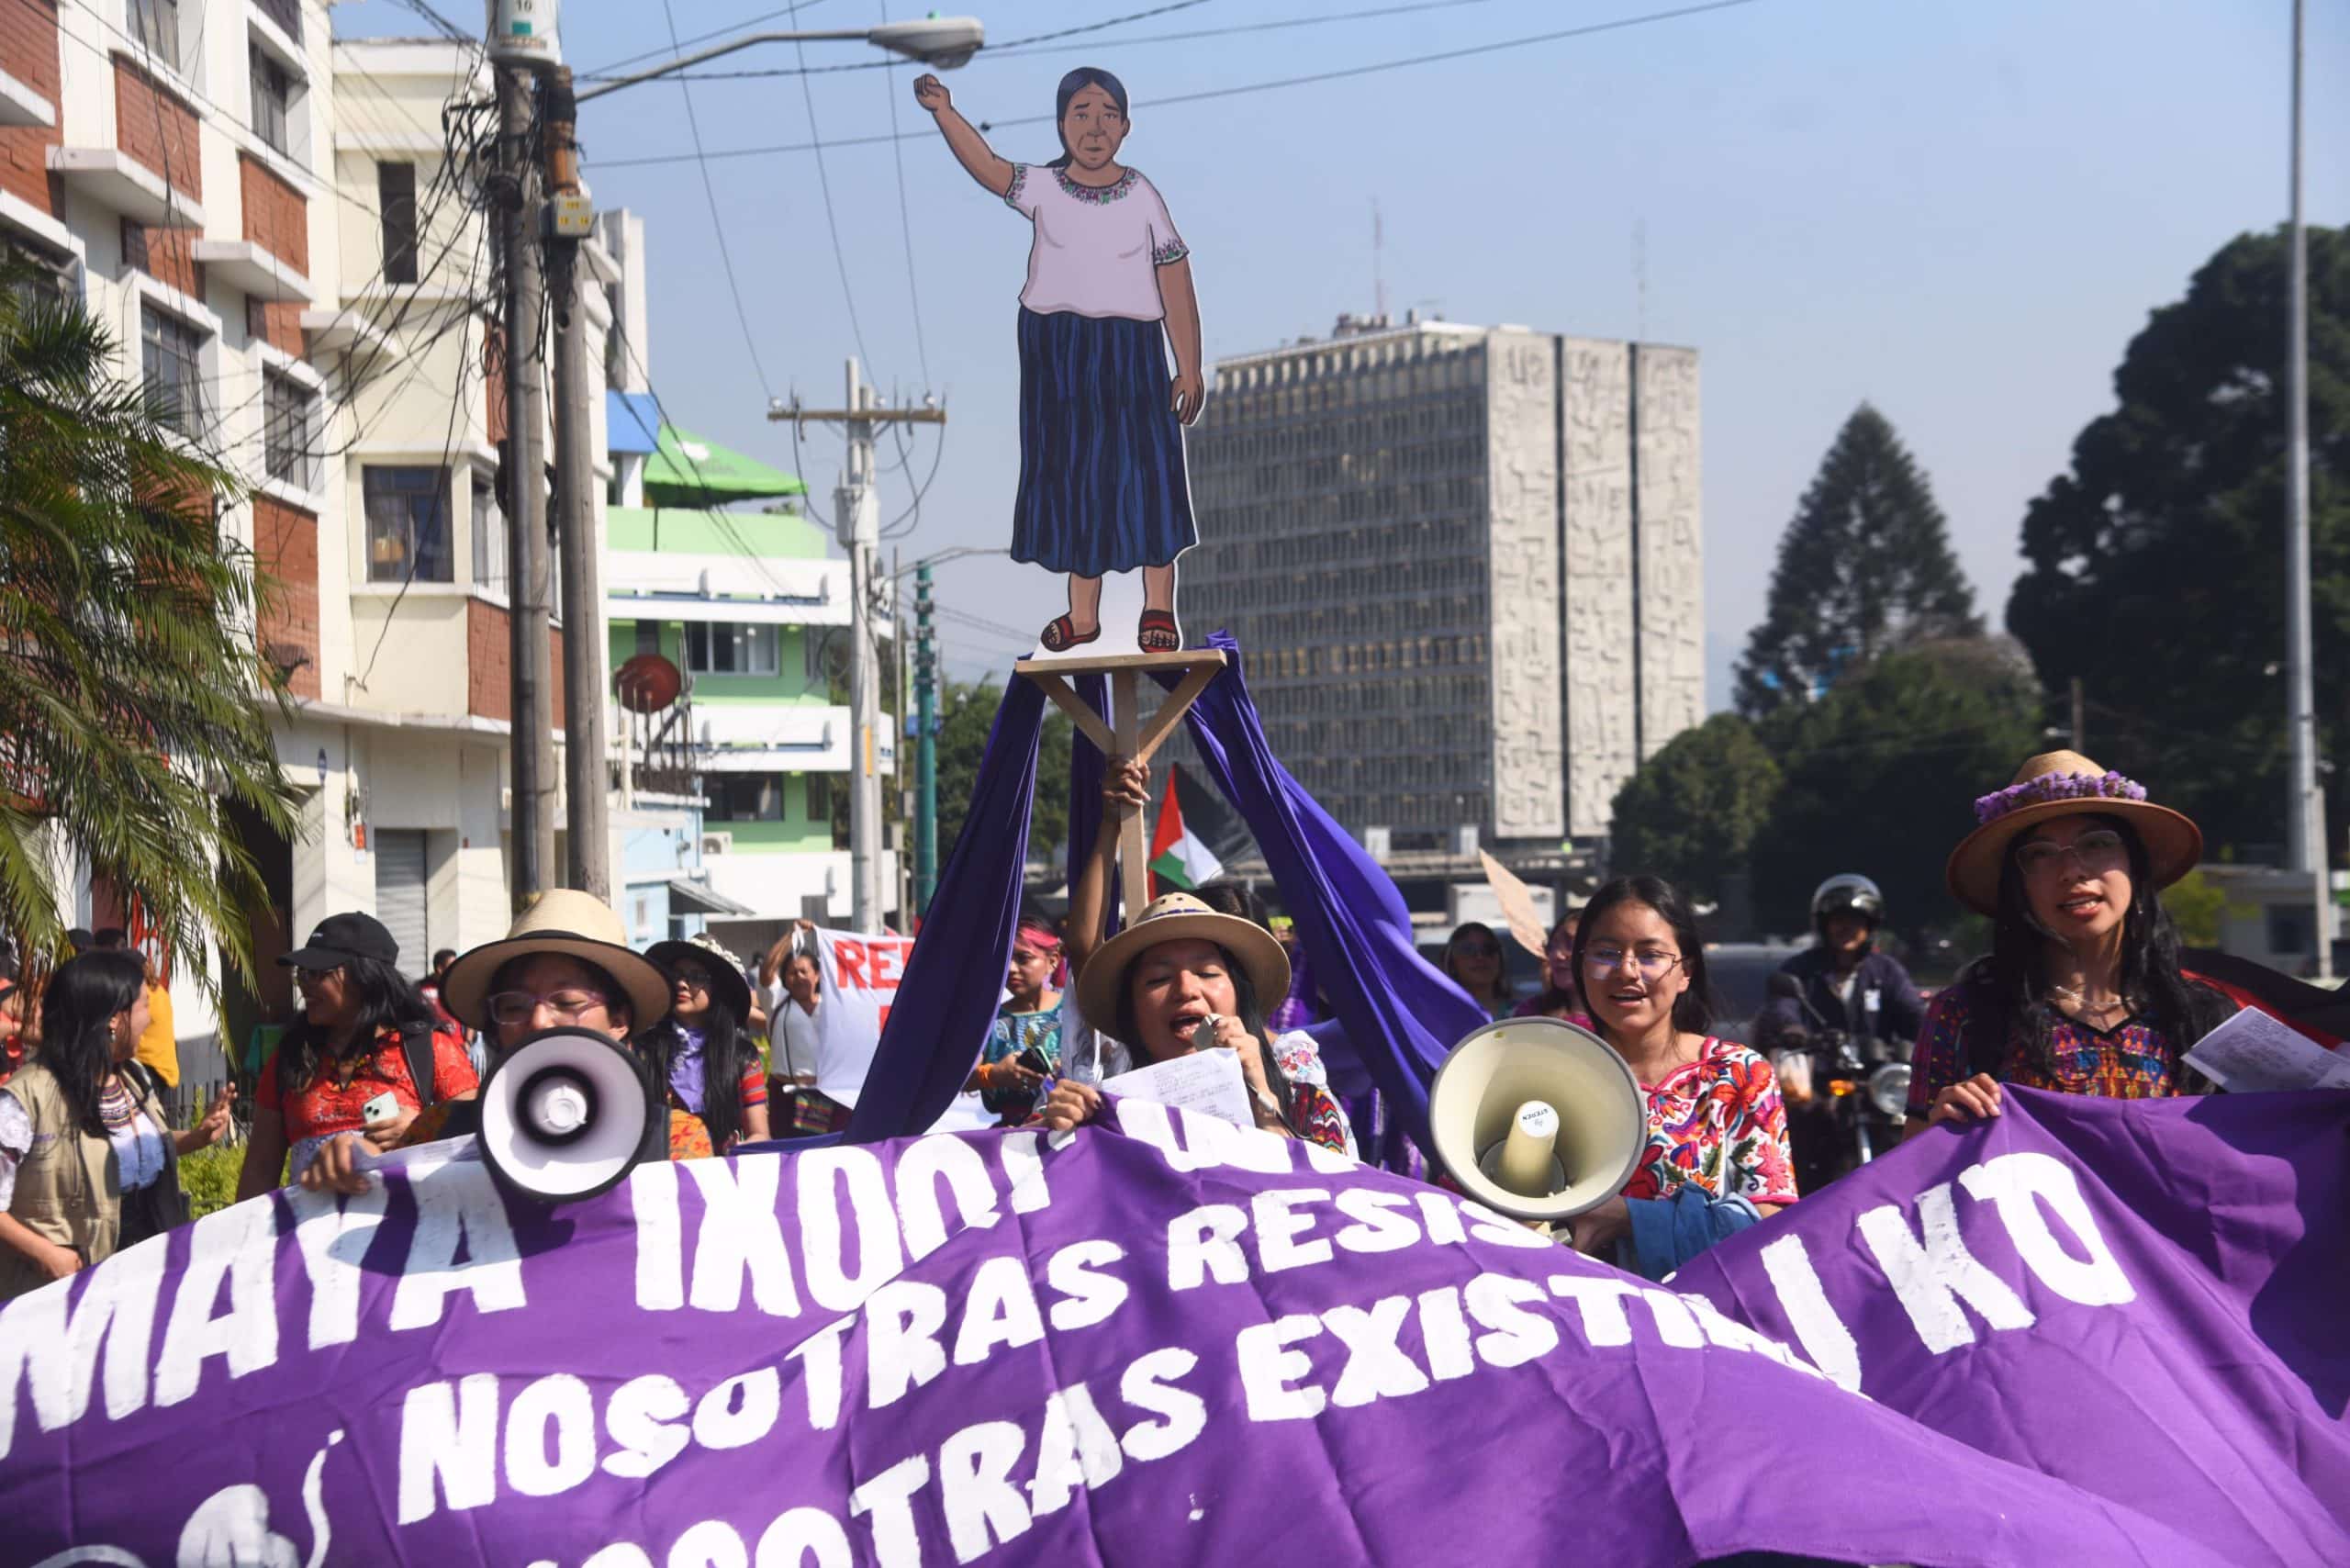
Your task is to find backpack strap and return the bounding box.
[401,1027,438,1108]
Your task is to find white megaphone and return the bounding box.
[477,1027,657,1203]
[1428,1017,1647,1226]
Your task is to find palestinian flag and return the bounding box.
[1148,764,1224,894]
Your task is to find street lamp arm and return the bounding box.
[575,17,985,104]
[577,29,871,103]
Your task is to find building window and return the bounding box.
[254,0,301,42]
[130,0,179,71]
[685,622,779,676]
[708,775,783,823]
[2267,905,2314,958]
[250,43,293,156]
[364,465,452,584]
[805,772,832,823]
[470,473,507,595]
[2,234,71,312]
[633,621,659,655]
[140,304,205,438]
[378,162,418,286]
[263,369,317,490]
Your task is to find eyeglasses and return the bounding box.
[1455,942,1502,958]
[487,990,610,1027]
[1583,946,1684,979]
[2014,828,2127,879]
[670,969,713,992]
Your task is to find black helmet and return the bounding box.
[1811,875,1886,928]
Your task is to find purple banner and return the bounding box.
[4,1088,2343,1565]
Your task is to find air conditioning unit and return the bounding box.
[700,832,733,856]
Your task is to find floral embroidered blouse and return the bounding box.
[1904,980,2234,1114]
[1621,1037,1799,1207]
[258,1027,479,1182]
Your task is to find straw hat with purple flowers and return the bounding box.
[1944,750,2203,916]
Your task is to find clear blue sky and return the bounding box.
[342,0,2347,705]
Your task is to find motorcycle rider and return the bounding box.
[1754,876,1926,1192]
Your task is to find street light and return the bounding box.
[576,17,985,104]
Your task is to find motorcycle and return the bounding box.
[1764,972,1912,1180]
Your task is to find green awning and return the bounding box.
[641,423,807,509]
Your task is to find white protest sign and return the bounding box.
[810,927,993,1132]
[811,927,917,1106]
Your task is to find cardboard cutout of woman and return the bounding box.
[915,67,1203,655]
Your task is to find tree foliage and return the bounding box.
[0,269,298,985]
[1736,404,1982,717]
[2007,225,2349,860]
[1606,713,1782,906]
[934,679,1071,869]
[1748,645,2042,942]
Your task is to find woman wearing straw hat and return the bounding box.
[1907,751,2237,1136]
[1040,891,1356,1156]
[300,890,677,1193]
[643,934,770,1156]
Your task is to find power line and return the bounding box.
[392,0,471,42]
[658,0,778,399]
[585,0,1769,170]
[877,20,930,387]
[578,1,840,77]
[794,31,877,375]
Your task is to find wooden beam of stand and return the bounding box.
[1113,669,1149,926]
[1134,661,1221,766]
[1023,669,1117,756]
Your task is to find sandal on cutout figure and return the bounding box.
[1039,614,1102,655]
[1137,609,1181,654]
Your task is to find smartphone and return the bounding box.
[360,1091,400,1126]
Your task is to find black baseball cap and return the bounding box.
[278,912,399,970]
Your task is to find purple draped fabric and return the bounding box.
[844,678,1045,1142]
[1160,633,1486,1156]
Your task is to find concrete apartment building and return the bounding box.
[0,10,704,1077]
[1181,311,1705,855]
[603,496,899,958]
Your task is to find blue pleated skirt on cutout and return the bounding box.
[1012,307,1198,577]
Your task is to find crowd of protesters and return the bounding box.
[0,746,2275,1298]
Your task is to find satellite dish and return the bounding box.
[616,653,682,713]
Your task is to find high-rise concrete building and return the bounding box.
[1182,313,1703,849]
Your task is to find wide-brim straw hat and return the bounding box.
[644,935,753,1023]
[1945,750,2202,917]
[441,889,675,1034]
[1076,891,1292,1035]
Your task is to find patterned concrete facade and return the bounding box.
[1183,317,1703,846]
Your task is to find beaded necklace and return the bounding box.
[98,1074,138,1132]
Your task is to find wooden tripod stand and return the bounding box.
[1015,648,1226,925]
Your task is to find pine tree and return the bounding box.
[1734,404,1982,718]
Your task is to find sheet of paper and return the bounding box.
[2184,1005,2350,1094]
[1102,1047,1256,1130]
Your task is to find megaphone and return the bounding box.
[477,1027,657,1203]
[1428,1017,1647,1225]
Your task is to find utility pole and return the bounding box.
[497,64,556,909]
[772,364,944,933]
[542,68,610,898]
[915,562,938,913]
[2069,677,2085,754]
[2283,0,2334,980]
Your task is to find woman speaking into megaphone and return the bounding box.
[1565,877,1797,1279]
